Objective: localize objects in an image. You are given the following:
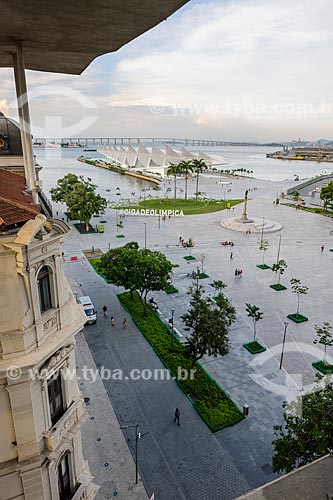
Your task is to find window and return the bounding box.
[58,452,71,500]
[48,371,64,426]
[38,266,52,313]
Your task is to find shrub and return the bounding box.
[118,291,243,431]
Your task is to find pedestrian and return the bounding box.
[321,245,325,253]
[179,236,182,243]
[111,316,115,327]
[230,252,233,260]
[235,269,238,277]
[239,269,243,278]
[123,318,127,329]
[103,305,108,318]
[174,407,180,426]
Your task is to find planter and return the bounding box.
[256,264,271,269]
[243,341,266,354]
[88,258,113,283]
[99,220,107,223]
[116,234,125,238]
[198,273,209,279]
[270,284,287,291]
[64,211,74,221]
[312,360,333,374]
[117,291,244,432]
[73,223,96,234]
[287,313,308,323]
[92,214,100,217]
[164,285,178,294]
[184,255,196,261]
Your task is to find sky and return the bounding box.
[1,0,333,142]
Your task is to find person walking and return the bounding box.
[111,316,115,327]
[123,318,127,329]
[235,269,238,277]
[230,252,233,260]
[239,269,243,278]
[174,407,180,426]
[321,244,325,253]
[103,305,108,318]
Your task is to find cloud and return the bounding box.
[1,0,333,141]
[0,99,9,115]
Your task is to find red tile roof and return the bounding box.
[0,169,39,228]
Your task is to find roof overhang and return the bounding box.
[0,0,189,74]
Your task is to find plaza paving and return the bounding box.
[58,174,333,499]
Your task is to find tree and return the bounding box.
[167,162,180,207]
[50,174,106,231]
[271,259,287,285]
[245,304,264,341]
[66,183,107,232]
[290,278,309,317]
[116,219,124,234]
[135,249,173,314]
[272,381,333,473]
[210,279,227,298]
[179,160,193,206]
[185,237,194,256]
[314,322,333,366]
[191,158,208,204]
[98,244,173,314]
[181,285,235,368]
[320,181,333,210]
[258,239,269,265]
[50,173,86,203]
[98,242,140,298]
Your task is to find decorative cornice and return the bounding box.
[40,344,74,377]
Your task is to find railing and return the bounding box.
[71,473,95,500]
[43,399,85,451]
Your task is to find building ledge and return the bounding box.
[43,398,86,452]
[72,470,99,500]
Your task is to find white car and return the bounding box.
[78,296,97,324]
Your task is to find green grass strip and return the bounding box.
[118,291,243,432]
[88,257,113,284]
[116,197,243,215]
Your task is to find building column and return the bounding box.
[12,41,38,204]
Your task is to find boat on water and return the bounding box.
[267,147,333,162]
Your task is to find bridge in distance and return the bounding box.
[33,137,276,147]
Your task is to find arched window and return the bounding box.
[58,451,72,500]
[37,266,52,313]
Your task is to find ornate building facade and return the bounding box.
[0,214,96,499]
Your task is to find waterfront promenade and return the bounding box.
[57,175,333,499]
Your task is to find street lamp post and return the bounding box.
[144,222,147,249]
[261,216,265,245]
[276,234,282,265]
[280,322,289,370]
[119,424,148,484]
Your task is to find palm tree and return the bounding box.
[178,160,193,206]
[191,158,208,204]
[167,162,180,206]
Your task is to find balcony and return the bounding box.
[43,398,85,451]
[72,472,98,500]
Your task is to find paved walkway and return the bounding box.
[65,266,249,500]
[59,174,333,496]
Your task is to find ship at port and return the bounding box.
[267,146,333,162]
